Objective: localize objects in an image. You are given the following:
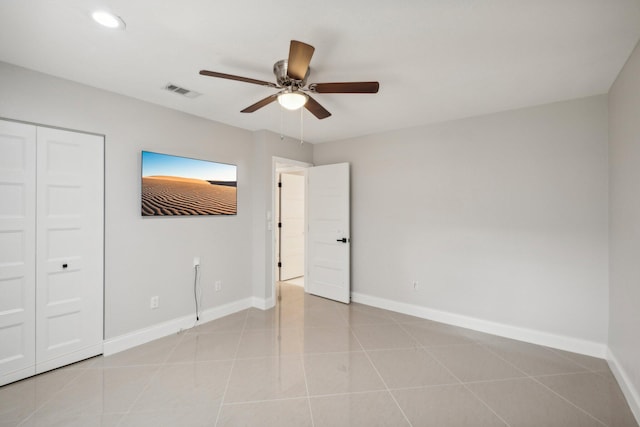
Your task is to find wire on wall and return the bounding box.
[193,264,201,321]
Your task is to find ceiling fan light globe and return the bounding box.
[278,92,308,110]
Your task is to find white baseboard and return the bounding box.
[351,292,607,358]
[252,296,275,310]
[608,348,640,424]
[103,297,253,356]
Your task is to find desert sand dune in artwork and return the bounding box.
[142,176,236,216]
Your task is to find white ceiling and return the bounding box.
[1,0,639,143]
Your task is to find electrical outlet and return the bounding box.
[193,256,200,266]
[413,281,419,291]
[214,280,222,292]
[150,296,159,309]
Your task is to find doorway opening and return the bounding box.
[272,157,311,303]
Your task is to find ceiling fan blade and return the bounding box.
[304,95,331,119]
[287,40,315,80]
[309,81,380,93]
[199,70,277,88]
[241,93,279,113]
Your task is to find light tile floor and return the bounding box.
[1,282,637,427]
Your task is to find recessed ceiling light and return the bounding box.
[92,11,126,29]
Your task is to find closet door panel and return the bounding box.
[35,127,103,372]
[0,120,36,386]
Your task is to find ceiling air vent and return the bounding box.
[164,83,201,99]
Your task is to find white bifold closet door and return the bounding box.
[0,120,104,386]
[35,126,104,374]
[0,121,37,384]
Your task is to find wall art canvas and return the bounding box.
[141,151,237,216]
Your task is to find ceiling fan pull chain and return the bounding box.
[300,107,304,145]
[280,106,284,141]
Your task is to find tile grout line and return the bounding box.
[219,395,316,407]
[476,340,588,374]
[529,376,610,427]
[459,383,513,427]
[395,322,514,427]
[478,342,609,426]
[475,340,577,378]
[348,321,414,427]
[285,283,316,427]
[14,362,90,427]
[545,347,608,374]
[418,340,530,386]
[428,339,531,380]
[111,332,188,427]
[213,308,250,427]
[219,386,449,406]
[299,342,316,427]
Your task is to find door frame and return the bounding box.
[271,156,312,304]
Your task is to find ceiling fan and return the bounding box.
[199,40,379,120]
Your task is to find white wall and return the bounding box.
[0,61,256,339]
[608,39,640,417]
[314,95,609,350]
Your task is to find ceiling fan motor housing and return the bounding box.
[273,60,309,89]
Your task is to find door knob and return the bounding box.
[336,238,348,243]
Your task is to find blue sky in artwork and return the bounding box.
[142,151,237,181]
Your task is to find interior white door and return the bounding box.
[35,127,104,373]
[0,120,37,386]
[306,163,350,303]
[280,173,305,280]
